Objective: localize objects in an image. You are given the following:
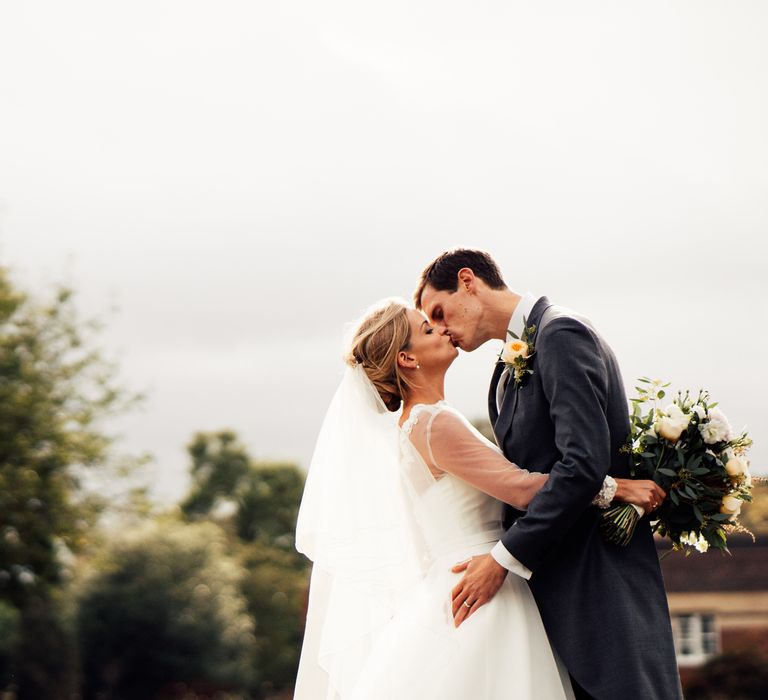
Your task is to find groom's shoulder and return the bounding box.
[538,304,615,360]
[539,303,595,335]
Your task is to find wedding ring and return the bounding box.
[463,601,472,609]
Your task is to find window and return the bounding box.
[672,613,719,666]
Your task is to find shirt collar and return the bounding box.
[507,292,537,341]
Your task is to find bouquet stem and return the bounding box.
[600,504,641,546]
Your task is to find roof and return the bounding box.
[657,534,768,592]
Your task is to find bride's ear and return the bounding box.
[397,351,419,370]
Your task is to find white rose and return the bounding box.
[695,534,710,553]
[699,407,733,445]
[720,494,742,520]
[692,405,706,420]
[655,404,691,443]
[665,403,686,421]
[725,456,749,482]
[501,340,529,365]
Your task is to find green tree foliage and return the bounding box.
[179,431,309,697]
[0,600,20,689]
[181,431,251,517]
[235,462,306,553]
[0,267,138,697]
[240,546,309,697]
[182,431,305,555]
[76,520,257,700]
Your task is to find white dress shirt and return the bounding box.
[490,292,538,580]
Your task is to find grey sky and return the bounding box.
[1,1,766,503]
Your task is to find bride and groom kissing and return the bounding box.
[295,249,683,700]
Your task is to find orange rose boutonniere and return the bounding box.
[500,319,536,388]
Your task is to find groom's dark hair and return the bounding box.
[414,248,507,309]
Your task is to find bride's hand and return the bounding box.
[451,554,507,628]
[614,478,666,513]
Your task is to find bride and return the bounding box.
[294,299,662,700]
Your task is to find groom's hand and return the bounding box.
[451,554,507,628]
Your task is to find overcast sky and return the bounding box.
[1,1,766,503]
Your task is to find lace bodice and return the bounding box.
[397,403,547,561]
[397,402,617,563]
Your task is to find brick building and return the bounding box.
[658,534,768,686]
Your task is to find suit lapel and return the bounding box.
[492,296,552,447]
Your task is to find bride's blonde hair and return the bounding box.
[345,299,416,412]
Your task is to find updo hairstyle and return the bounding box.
[345,299,416,412]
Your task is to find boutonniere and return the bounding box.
[500,318,536,388]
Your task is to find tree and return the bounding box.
[0,600,20,690]
[235,461,306,553]
[0,267,139,698]
[179,431,309,696]
[239,545,309,698]
[76,520,257,700]
[181,431,251,518]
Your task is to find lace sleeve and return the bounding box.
[407,407,548,510]
[591,474,617,508]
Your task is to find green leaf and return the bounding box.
[693,504,704,523]
[658,468,677,477]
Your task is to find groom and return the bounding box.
[415,249,682,700]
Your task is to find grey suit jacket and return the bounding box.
[490,297,682,700]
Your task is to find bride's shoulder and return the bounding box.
[400,402,468,435]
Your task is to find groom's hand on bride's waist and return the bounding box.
[450,554,507,628]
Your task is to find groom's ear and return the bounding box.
[457,267,476,293]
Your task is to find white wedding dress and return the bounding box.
[296,390,575,700]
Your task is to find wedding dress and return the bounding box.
[295,366,574,700]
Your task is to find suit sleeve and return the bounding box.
[499,317,610,572]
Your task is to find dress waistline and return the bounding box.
[428,528,504,562]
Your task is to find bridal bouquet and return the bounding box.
[601,378,754,552]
